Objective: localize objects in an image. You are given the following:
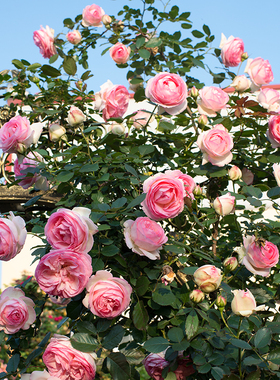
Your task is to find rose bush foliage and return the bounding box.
[0,1,280,380]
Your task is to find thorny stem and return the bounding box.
[212,218,219,256]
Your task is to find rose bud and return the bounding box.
[190,86,199,98]
[224,257,238,271]
[49,123,66,142]
[102,15,112,26]
[190,289,205,303]
[241,52,248,61]
[193,265,222,293]
[231,75,251,92]
[197,114,208,126]
[213,193,235,216]
[242,167,254,185]
[228,165,242,181]
[216,295,226,310]
[193,185,203,196]
[231,289,265,317]
[66,30,82,45]
[67,105,86,126]
[108,122,126,135]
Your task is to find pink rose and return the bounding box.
[0,116,42,154]
[245,57,274,89]
[141,171,186,221]
[258,88,280,111]
[197,86,229,117]
[197,124,233,167]
[82,4,105,27]
[193,265,222,293]
[131,110,154,129]
[166,170,196,199]
[83,270,132,319]
[21,370,61,380]
[231,75,251,92]
[219,33,245,67]
[228,165,242,181]
[0,212,27,261]
[213,193,235,216]
[94,80,130,121]
[0,287,36,334]
[14,152,46,190]
[267,115,280,148]
[124,217,168,260]
[109,42,131,64]
[145,72,188,115]
[43,334,96,380]
[273,163,280,186]
[67,105,86,126]
[35,249,92,298]
[241,167,254,185]
[143,353,169,380]
[33,25,57,59]
[66,30,82,45]
[44,207,98,253]
[231,289,264,317]
[242,235,279,277]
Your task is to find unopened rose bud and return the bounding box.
[75,80,83,91]
[193,185,203,196]
[49,123,66,142]
[228,165,242,181]
[34,176,49,191]
[190,289,205,303]
[193,265,222,293]
[198,114,208,126]
[191,86,199,98]
[241,52,248,61]
[213,193,235,216]
[216,295,226,309]
[223,257,238,271]
[102,15,112,26]
[231,75,251,92]
[108,122,125,135]
[242,168,254,185]
[67,105,86,126]
[66,30,82,45]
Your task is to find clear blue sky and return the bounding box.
[0,0,279,95]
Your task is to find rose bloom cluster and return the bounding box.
[141,169,195,221]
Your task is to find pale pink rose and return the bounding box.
[224,256,238,271]
[141,171,186,221]
[193,265,222,293]
[197,124,233,167]
[130,110,154,129]
[43,334,96,380]
[14,152,43,190]
[0,116,42,154]
[0,212,27,261]
[273,163,280,186]
[83,270,132,319]
[228,165,242,180]
[258,88,280,111]
[219,33,245,67]
[22,370,61,380]
[242,235,279,277]
[166,170,196,199]
[124,217,168,260]
[67,105,86,126]
[189,289,205,303]
[231,75,251,92]
[45,207,98,253]
[66,30,81,45]
[213,193,235,216]
[231,289,264,317]
[49,123,66,142]
[0,287,36,334]
[82,4,105,27]
[197,114,208,126]
[109,42,131,64]
[108,122,125,135]
[197,87,229,117]
[245,57,274,89]
[241,167,254,185]
[143,353,169,380]
[145,72,188,115]
[267,115,280,148]
[35,249,92,298]
[33,26,57,59]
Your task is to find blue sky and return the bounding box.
[1,0,279,95]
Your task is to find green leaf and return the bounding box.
[80,163,99,172]
[111,197,127,209]
[143,337,170,353]
[136,37,146,48]
[81,70,92,80]
[39,332,51,347]
[172,339,190,351]
[268,348,280,364]
[245,369,261,380]
[182,267,198,275]
[167,327,184,343]
[254,328,271,348]
[135,276,150,296]
[231,338,251,350]
[126,193,146,210]
[102,245,119,257]
[139,145,155,156]
[49,54,59,64]
[106,352,130,380]
[192,30,204,38]
[97,318,111,332]
[158,121,175,131]
[181,23,192,29]
[63,56,77,76]
[211,367,225,380]
[243,185,262,199]
[41,65,61,77]
[138,49,151,59]
[197,363,211,373]
[165,373,177,380]
[77,321,97,335]
[145,38,162,48]
[57,171,74,182]
[247,197,262,207]
[24,347,43,367]
[185,310,199,339]
[66,300,83,319]
[103,325,124,350]
[24,195,42,207]
[152,284,176,306]
[243,356,262,366]
[133,300,149,330]
[7,353,20,373]
[28,63,41,71]
[203,24,211,36]
[12,59,25,69]
[190,57,205,69]
[71,333,99,352]
[124,163,139,177]
[0,331,5,345]
[267,186,280,199]
[63,18,75,28]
